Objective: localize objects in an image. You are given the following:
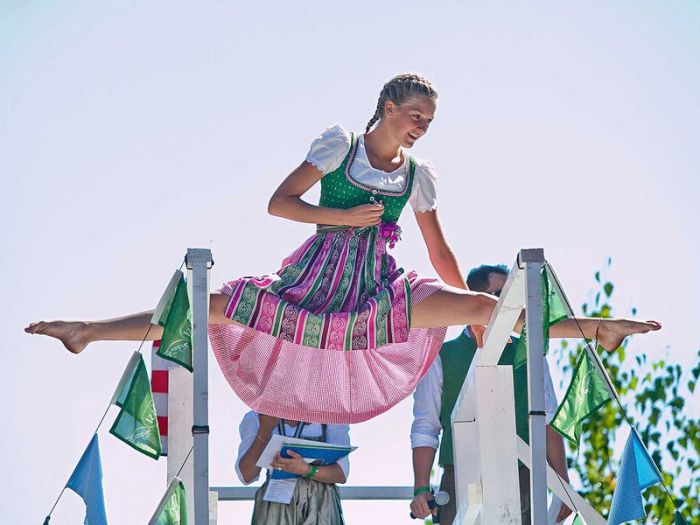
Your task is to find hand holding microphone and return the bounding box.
[410,489,450,523]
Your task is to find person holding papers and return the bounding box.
[236,411,350,524]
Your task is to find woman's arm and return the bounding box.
[414,210,468,289]
[268,162,384,227]
[237,414,279,484]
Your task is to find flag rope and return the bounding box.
[176,446,195,479]
[544,261,684,519]
[551,463,581,518]
[44,323,155,522]
[43,257,186,522]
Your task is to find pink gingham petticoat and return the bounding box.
[209,224,446,424]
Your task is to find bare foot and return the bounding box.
[597,319,661,351]
[24,321,91,354]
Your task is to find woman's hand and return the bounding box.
[470,324,487,348]
[341,203,384,227]
[271,450,312,477]
[269,162,384,227]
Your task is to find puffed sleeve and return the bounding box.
[305,124,352,175]
[409,159,438,212]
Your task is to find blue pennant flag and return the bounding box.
[66,433,108,525]
[608,429,662,524]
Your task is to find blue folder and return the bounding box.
[270,443,352,480]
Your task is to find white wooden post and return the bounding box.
[522,248,548,524]
[516,438,607,525]
[167,248,212,525]
[474,366,521,523]
[168,367,194,523]
[452,255,526,524]
[188,248,213,525]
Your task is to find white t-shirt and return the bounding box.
[235,411,351,484]
[410,328,560,450]
[305,124,438,213]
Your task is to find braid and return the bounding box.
[365,73,437,132]
[365,98,384,133]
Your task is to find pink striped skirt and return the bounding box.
[208,226,446,424]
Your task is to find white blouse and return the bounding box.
[235,411,351,485]
[305,124,438,213]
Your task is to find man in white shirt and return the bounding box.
[409,264,572,525]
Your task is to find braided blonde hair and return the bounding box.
[365,73,438,133]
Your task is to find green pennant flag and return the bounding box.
[514,267,567,368]
[674,510,688,525]
[544,266,568,326]
[110,352,162,459]
[572,515,587,525]
[550,347,612,444]
[149,477,187,525]
[152,270,193,371]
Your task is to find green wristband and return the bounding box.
[414,486,431,496]
[306,465,318,479]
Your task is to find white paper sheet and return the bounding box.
[255,434,357,469]
[263,478,298,504]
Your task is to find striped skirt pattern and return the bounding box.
[209,226,446,424]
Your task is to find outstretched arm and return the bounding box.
[413,209,493,345]
[268,161,385,227]
[414,210,467,289]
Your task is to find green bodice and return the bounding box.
[438,333,478,467]
[318,133,415,224]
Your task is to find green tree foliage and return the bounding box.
[556,261,699,523]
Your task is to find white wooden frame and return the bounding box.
[167,248,213,525]
[451,249,607,525]
[166,247,609,524]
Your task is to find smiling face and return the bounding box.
[383,95,436,148]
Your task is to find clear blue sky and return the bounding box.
[2,2,698,523]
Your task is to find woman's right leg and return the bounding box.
[411,286,661,350]
[25,293,235,354]
[411,286,497,329]
[411,285,661,350]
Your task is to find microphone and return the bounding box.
[410,490,450,522]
